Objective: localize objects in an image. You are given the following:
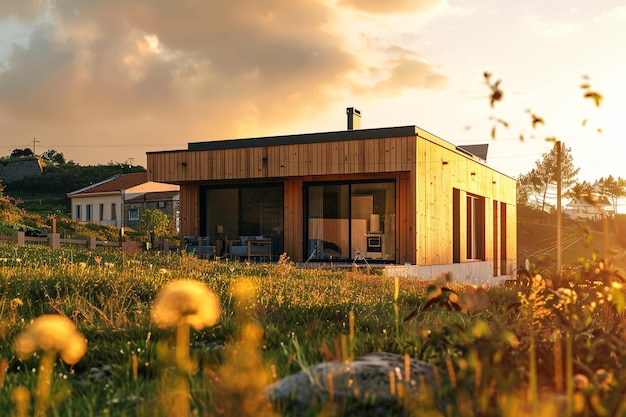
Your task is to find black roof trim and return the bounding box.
[187,126,419,151]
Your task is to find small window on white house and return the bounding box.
[75,205,82,220]
[111,203,116,220]
[99,203,104,221]
[86,204,93,222]
[128,208,139,221]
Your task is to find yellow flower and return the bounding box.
[10,297,23,310]
[14,315,87,365]
[151,279,221,330]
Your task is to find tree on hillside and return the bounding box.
[564,180,594,202]
[41,149,66,165]
[518,143,580,211]
[517,168,542,207]
[10,148,35,159]
[594,175,626,214]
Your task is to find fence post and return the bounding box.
[88,236,97,250]
[16,231,25,246]
[48,233,61,248]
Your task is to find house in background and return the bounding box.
[67,172,180,231]
[125,190,180,233]
[565,196,613,221]
[146,108,517,283]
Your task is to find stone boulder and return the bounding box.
[266,351,447,416]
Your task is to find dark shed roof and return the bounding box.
[187,126,419,151]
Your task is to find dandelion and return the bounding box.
[151,279,221,417]
[151,279,220,331]
[14,314,87,417]
[573,374,589,391]
[595,368,613,394]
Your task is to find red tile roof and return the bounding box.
[70,172,148,195]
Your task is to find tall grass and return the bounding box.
[0,241,625,416]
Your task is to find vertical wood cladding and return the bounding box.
[147,136,413,183]
[147,132,516,266]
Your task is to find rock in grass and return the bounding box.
[266,352,446,416]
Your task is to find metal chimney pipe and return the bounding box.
[346,107,361,130]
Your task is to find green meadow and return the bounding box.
[0,241,625,416]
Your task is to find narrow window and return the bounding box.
[99,203,104,221]
[466,194,485,260]
[111,203,116,221]
[75,205,82,220]
[453,189,460,263]
[86,204,93,222]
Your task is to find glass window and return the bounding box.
[466,194,485,260]
[86,204,93,221]
[128,208,139,221]
[111,203,116,220]
[306,184,349,261]
[306,181,395,262]
[99,203,104,221]
[75,205,82,220]
[204,184,284,260]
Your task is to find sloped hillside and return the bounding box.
[3,164,145,215]
[518,205,626,272]
[0,194,133,242]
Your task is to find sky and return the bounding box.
[0,0,625,185]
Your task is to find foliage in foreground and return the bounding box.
[0,242,625,416]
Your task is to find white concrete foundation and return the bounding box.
[384,261,512,286]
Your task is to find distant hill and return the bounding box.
[517,205,626,274]
[3,163,146,216]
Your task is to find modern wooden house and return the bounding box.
[147,109,517,281]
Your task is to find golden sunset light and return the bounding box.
[0,0,624,184]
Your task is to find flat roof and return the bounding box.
[186,126,420,151]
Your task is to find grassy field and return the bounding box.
[0,241,625,416]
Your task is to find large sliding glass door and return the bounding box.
[203,184,284,260]
[305,181,395,262]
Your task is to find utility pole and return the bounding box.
[556,141,562,278]
[32,138,41,155]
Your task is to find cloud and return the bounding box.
[338,0,440,14]
[597,5,626,21]
[351,55,448,97]
[0,0,44,21]
[521,13,581,37]
[0,0,448,164]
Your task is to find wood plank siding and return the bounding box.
[147,126,516,267]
